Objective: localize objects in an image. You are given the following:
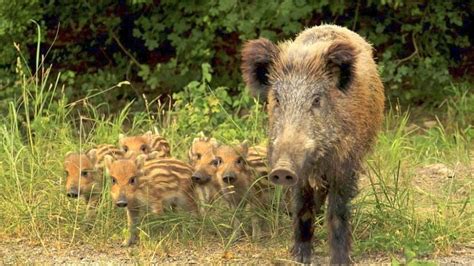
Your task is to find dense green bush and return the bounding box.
[0,0,472,112]
[170,62,265,142]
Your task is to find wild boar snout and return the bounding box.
[116,201,127,208]
[115,194,128,208]
[270,128,313,186]
[191,171,211,184]
[67,187,79,198]
[269,166,298,186]
[222,172,237,184]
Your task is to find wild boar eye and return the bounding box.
[111,177,117,184]
[275,96,280,105]
[122,146,128,152]
[211,158,221,167]
[129,177,136,185]
[80,171,88,177]
[312,96,321,108]
[236,157,243,165]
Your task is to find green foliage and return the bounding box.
[0,0,42,105]
[0,0,42,67]
[171,63,231,131]
[372,1,471,104]
[168,62,266,153]
[0,0,471,112]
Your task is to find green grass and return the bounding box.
[0,43,472,264]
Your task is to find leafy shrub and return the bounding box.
[0,0,471,112]
[171,63,265,142]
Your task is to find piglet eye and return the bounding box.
[129,177,136,185]
[111,177,117,184]
[236,158,244,165]
[211,158,221,167]
[140,145,148,153]
[122,146,128,152]
[196,153,201,160]
[81,171,88,177]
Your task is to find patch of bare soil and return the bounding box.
[411,159,473,201]
[1,236,473,264]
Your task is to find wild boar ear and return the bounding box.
[240,140,249,157]
[87,149,98,165]
[143,131,153,143]
[241,38,278,101]
[118,134,125,145]
[197,131,206,138]
[209,138,219,149]
[103,155,114,171]
[187,147,194,162]
[325,41,359,92]
[147,151,159,159]
[136,154,147,169]
[161,143,171,156]
[64,151,75,159]
[192,137,201,146]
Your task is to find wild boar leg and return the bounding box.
[84,198,98,226]
[314,187,328,225]
[327,171,356,264]
[123,207,140,246]
[291,182,315,264]
[250,204,262,240]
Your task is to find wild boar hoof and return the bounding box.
[251,231,262,241]
[291,241,312,264]
[121,238,137,247]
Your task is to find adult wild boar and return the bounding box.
[241,25,384,264]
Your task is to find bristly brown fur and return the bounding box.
[269,40,360,94]
[64,144,124,203]
[241,38,278,100]
[215,143,272,239]
[246,145,269,177]
[188,136,221,209]
[105,155,197,246]
[119,131,171,159]
[325,41,358,92]
[240,24,385,264]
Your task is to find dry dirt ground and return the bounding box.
[1,235,473,264]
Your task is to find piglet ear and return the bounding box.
[103,155,114,171]
[147,151,159,160]
[143,131,152,138]
[240,140,249,157]
[325,41,359,92]
[189,138,199,161]
[192,136,201,146]
[197,131,205,138]
[141,131,152,144]
[241,38,278,101]
[209,138,219,149]
[135,154,147,169]
[87,149,98,165]
[161,142,171,157]
[64,151,75,159]
[118,134,126,146]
